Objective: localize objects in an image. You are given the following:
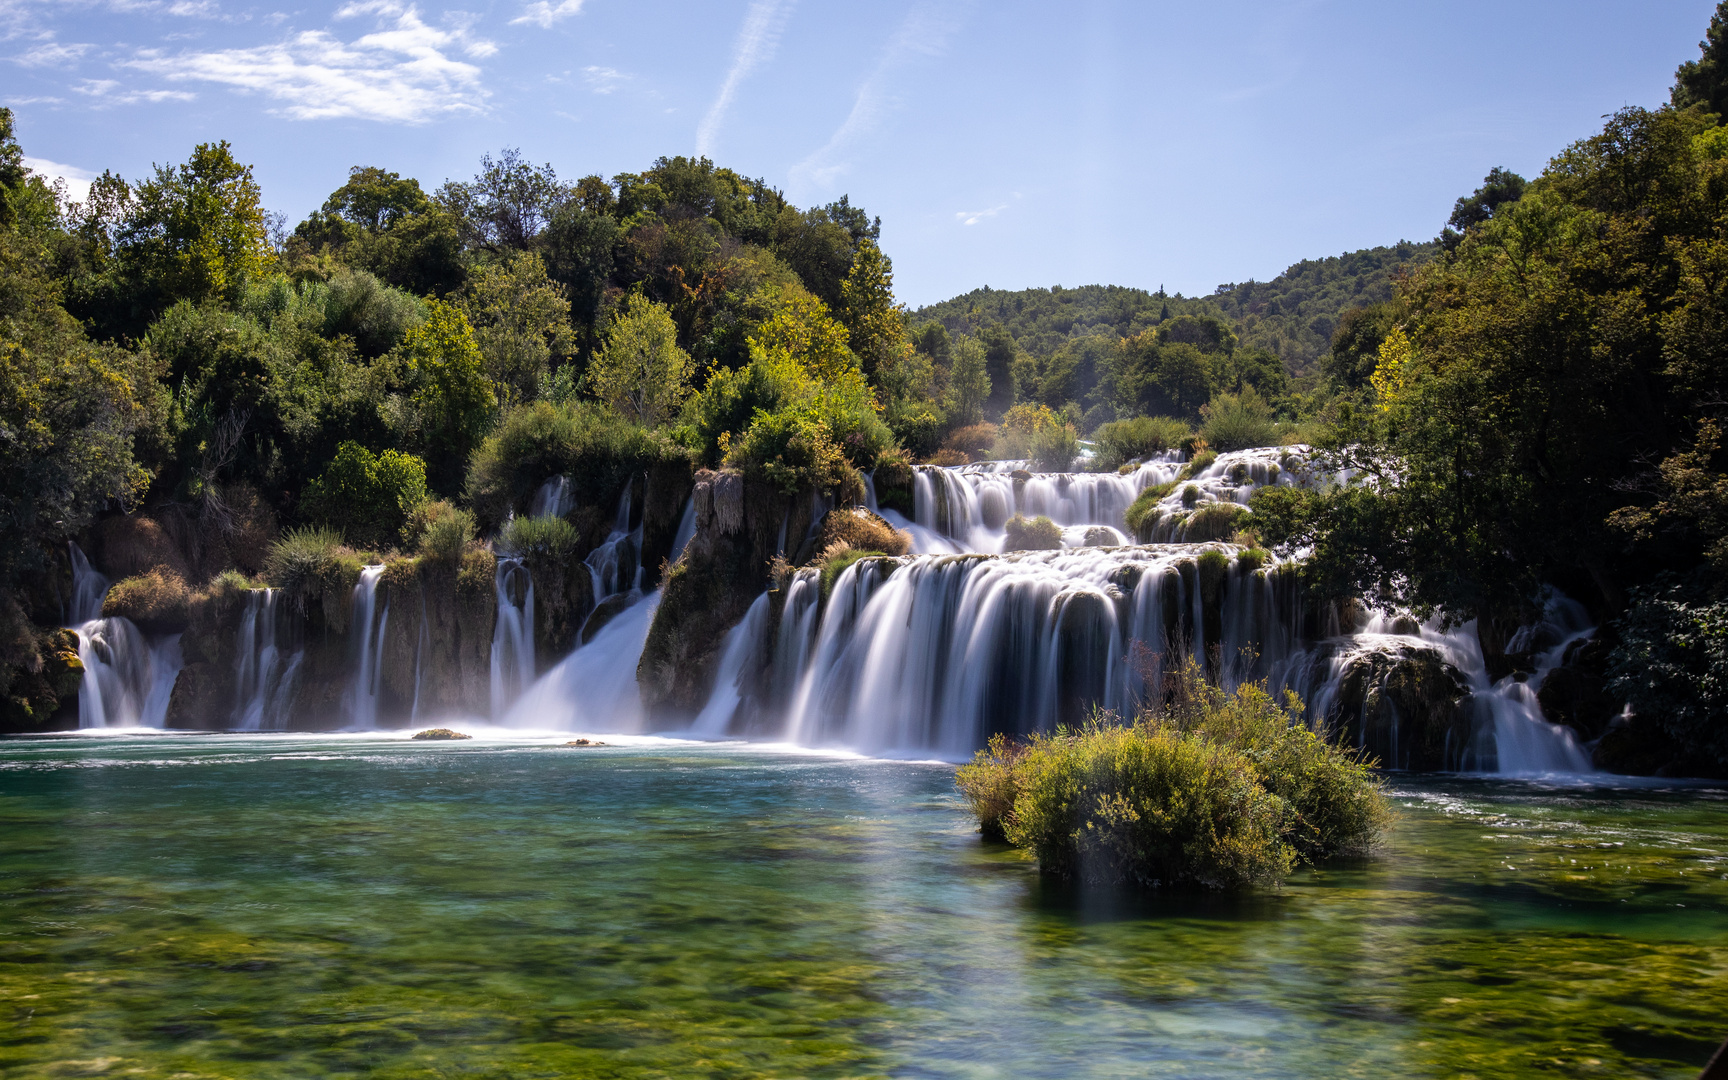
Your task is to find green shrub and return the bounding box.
[300,441,428,549]
[1179,450,1217,481]
[1608,573,1728,766]
[1200,386,1279,451]
[1181,483,1201,507]
[408,501,476,563]
[1030,424,1080,472]
[728,403,850,495]
[954,733,1028,841]
[1124,481,1176,537]
[819,547,887,598]
[1004,514,1063,551]
[1183,502,1248,542]
[955,662,1388,889]
[499,513,579,559]
[1236,547,1271,572]
[263,527,347,593]
[687,348,892,472]
[1091,416,1192,470]
[1002,719,1293,888]
[467,400,691,529]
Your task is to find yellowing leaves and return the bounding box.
[1369,325,1413,412]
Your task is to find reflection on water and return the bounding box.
[0,733,1724,1078]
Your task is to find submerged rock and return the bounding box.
[563,738,607,746]
[411,728,471,740]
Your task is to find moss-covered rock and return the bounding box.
[1316,643,1473,771]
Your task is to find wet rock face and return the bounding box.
[1313,643,1473,771]
[1536,636,1620,742]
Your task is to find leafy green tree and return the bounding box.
[397,299,496,493]
[457,251,574,406]
[0,109,27,230]
[1325,301,1402,389]
[590,294,695,426]
[838,237,907,380]
[1440,168,1528,250]
[540,203,620,344]
[437,149,570,251]
[292,166,466,296]
[299,440,428,549]
[117,142,272,315]
[1673,0,1728,117]
[946,335,991,426]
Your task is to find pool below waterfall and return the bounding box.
[2,732,1725,1078]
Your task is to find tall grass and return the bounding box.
[499,513,580,559]
[1091,416,1192,471]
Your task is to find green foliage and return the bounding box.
[499,513,580,560]
[727,402,849,495]
[467,400,689,529]
[1182,503,1249,542]
[1325,301,1401,389]
[1200,386,1278,451]
[409,501,475,563]
[262,526,354,601]
[299,441,428,550]
[819,547,886,598]
[945,334,991,426]
[458,251,574,406]
[1090,416,1190,470]
[1672,1,1728,117]
[397,299,497,493]
[1180,450,1217,480]
[1004,514,1063,551]
[956,664,1388,888]
[589,293,694,426]
[1124,482,1176,536]
[1608,573,1728,767]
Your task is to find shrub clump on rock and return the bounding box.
[955,661,1389,889]
[102,566,192,632]
[1004,514,1062,551]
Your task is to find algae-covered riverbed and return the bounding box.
[1,733,1724,1078]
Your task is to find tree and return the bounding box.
[116,141,272,315]
[457,251,575,406]
[1673,0,1728,117]
[837,237,907,380]
[397,300,496,493]
[1325,301,1402,389]
[438,149,570,251]
[299,441,428,549]
[589,294,694,426]
[0,109,27,230]
[745,285,858,383]
[1441,167,1528,249]
[294,166,466,296]
[946,334,991,426]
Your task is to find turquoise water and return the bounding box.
[2,732,1725,1079]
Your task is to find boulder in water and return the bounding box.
[563,738,607,746]
[411,727,471,740]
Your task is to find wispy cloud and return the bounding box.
[23,155,95,201]
[11,40,91,66]
[75,77,195,103]
[122,1,492,122]
[510,0,581,28]
[955,204,1005,226]
[790,0,969,191]
[695,0,794,159]
[582,64,625,94]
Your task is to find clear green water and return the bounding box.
[1,733,1725,1079]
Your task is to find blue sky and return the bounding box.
[2,0,1713,306]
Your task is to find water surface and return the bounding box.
[2,732,1725,1078]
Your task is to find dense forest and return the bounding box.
[3,1,1728,766]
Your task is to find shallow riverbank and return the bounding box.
[1,733,1724,1078]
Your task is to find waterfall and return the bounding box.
[67,542,108,624]
[669,495,697,563]
[75,618,182,729]
[231,589,301,731]
[502,591,660,730]
[410,582,430,724]
[586,485,642,599]
[347,565,388,729]
[690,592,771,736]
[904,454,1184,553]
[490,558,535,718]
[66,542,183,729]
[529,475,576,519]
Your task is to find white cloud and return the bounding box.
[791,0,969,191]
[510,0,581,28]
[124,2,490,122]
[11,40,91,66]
[75,76,195,103]
[581,64,624,94]
[955,204,1005,226]
[696,0,794,159]
[23,155,95,201]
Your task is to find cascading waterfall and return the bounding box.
[490,558,535,718]
[347,565,389,729]
[690,592,771,736]
[231,589,302,731]
[502,590,661,731]
[67,542,183,730]
[587,485,643,599]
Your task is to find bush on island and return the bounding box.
[1004,514,1063,551]
[1091,416,1192,471]
[955,660,1388,889]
